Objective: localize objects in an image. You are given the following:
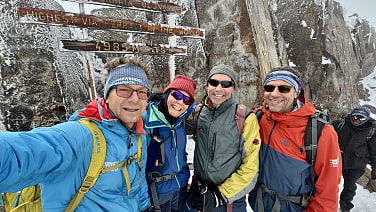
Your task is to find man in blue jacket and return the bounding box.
[0,57,151,211]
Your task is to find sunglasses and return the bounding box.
[208,79,234,88]
[264,84,293,93]
[114,85,151,100]
[171,90,194,105]
[352,115,367,121]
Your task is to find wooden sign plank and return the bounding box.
[60,39,187,55]
[63,0,182,14]
[18,7,205,39]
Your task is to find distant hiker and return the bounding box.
[0,57,151,211]
[143,75,196,212]
[332,106,376,212]
[248,67,342,212]
[185,64,261,212]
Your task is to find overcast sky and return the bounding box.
[336,0,376,28]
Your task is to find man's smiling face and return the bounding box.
[106,84,148,129]
[207,74,235,106]
[264,79,298,113]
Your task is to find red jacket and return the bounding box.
[249,94,342,212]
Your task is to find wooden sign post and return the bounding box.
[17,0,205,99]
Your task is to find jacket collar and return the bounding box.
[77,98,146,134]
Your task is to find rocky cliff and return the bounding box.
[0,0,375,130]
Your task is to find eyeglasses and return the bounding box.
[264,84,293,93]
[170,90,194,105]
[208,79,234,88]
[352,115,367,121]
[114,85,151,100]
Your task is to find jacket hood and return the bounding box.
[77,98,113,122]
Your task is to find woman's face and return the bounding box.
[166,90,192,117]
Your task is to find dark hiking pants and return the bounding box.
[340,168,365,210]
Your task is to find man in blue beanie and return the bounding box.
[0,57,152,211]
[332,106,376,212]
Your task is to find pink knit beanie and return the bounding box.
[163,75,196,101]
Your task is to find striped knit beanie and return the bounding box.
[104,65,150,99]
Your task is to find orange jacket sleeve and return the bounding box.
[306,124,342,212]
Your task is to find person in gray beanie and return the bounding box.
[0,57,152,211]
[185,64,261,212]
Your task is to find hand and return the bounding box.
[202,185,227,211]
[371,169,376,180]
[190,180,226,212]
[189,180,204,210]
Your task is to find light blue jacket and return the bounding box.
[0,98,150,211]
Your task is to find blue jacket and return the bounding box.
[0,98,151,211]
[143,102,194,195]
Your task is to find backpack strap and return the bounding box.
[366,121,376,140]
[192,104,204,140]
[301,112,328,166]
[234,104,248,134]
[367,128,375,140]
[193,104,203,128]
[193,103,248,135]
[255,106,264,121]
[152,129,167,168]
[299,112,327,203]
[65,118,106,212]
[334,117,346,132]
[99,135,143,195]
[147,171,179,212]
[3,184,42,212]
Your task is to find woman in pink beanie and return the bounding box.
[143,75,196,212]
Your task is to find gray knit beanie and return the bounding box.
[104,65,150,99]
[208,64,239,87]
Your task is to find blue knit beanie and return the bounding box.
[104,65,150,99]
[263,70,302,94]
[351,106,371,126]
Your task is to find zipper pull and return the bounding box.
[155,159,159,167]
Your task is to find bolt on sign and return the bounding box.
[18,7,205,39]
[61,39,187,55]
[68,0,182,13]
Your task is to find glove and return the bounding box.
[202,185,227,211]
[190,180,226,212]
[189,178,204,210]
[141,206,153,212]
[371,169,376,180]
